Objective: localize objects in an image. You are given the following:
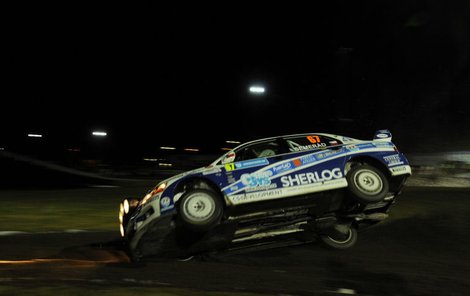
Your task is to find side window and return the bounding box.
[234,140,280,162]
[285,135,341,152]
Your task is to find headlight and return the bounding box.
[119,202,124,215]
[119,198,140,238]
[123,199,130,214]
[119,224,125,237]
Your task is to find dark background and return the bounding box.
[2,0,469,162]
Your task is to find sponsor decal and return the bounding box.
[390,166,407,173]
[361,143,377,149]
[230,189,284,203]
[225,158,269,171]
[383,154,404,166]
[345,145,359,151]
[272,162,293,174]
[293,159,302,167]
[228,178,349,204]
[160,196,174,211]
[315,150,340,160]
[373,142,392,148]
[289,142,327,152]
[241,171,273,187]
[298,154,317,165]
[245,183,277,192]
[226,172,237,184]
[281,168,343,187]
[228,184,239,191]
[376,133,389,138]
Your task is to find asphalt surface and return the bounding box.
[1,187,469,296]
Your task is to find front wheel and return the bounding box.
[178,189,223,232]
[346,164,389,203]
[319,224,358,250]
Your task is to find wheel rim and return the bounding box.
[327,229,353,244]
[182,192,216,222]
[353,169,383,195]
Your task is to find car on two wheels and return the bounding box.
[118,130,411,260]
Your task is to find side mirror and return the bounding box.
[221,152,236,164]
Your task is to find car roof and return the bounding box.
[238,132,349,147]
[209,132,362,166]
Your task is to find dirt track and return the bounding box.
[1,187,469,296]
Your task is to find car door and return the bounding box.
[273,134,348,197]
[221,138,286,205]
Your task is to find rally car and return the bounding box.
[118,130,411,260]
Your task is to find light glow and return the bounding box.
[141,183,167,205]
[92,131,107,136]
[123,199,130,214]
[143,158,158,162]
[160,146,176,150]
[184,148,199,152]
[27,134,43,138]
[249,86,265,94]
[120,224,125,237]
[225,140,241,144]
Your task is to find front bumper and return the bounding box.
[128,214,178,260]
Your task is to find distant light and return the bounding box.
[184,148,199,152]
[92,131,107,136]
[225,140,241,144]
[67,148,80,152]
[160,146,176,150]
[158,163,173,167]
[143,158,158,162]
[0,148,4,151]
[249,86,265,94]
[27,134,43,138]
[221,148,232,151]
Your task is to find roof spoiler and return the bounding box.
[373,129,392,141]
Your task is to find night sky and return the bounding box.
[3,1,470,159]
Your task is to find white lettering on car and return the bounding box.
[289,143,327,152]
[281,168,343,187]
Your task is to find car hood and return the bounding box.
[160,165,212,187]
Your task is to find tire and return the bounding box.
[319,224,358,250]
[178,189,223,232]
[346,164,389,203]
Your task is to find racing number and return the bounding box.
[225,163,235,171]
[307,135,321,144]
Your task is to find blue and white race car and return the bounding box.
[119,130,411,259]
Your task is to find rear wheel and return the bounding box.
[346,164,389,203]
[178,189,223,232]
[319,224,358,250]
